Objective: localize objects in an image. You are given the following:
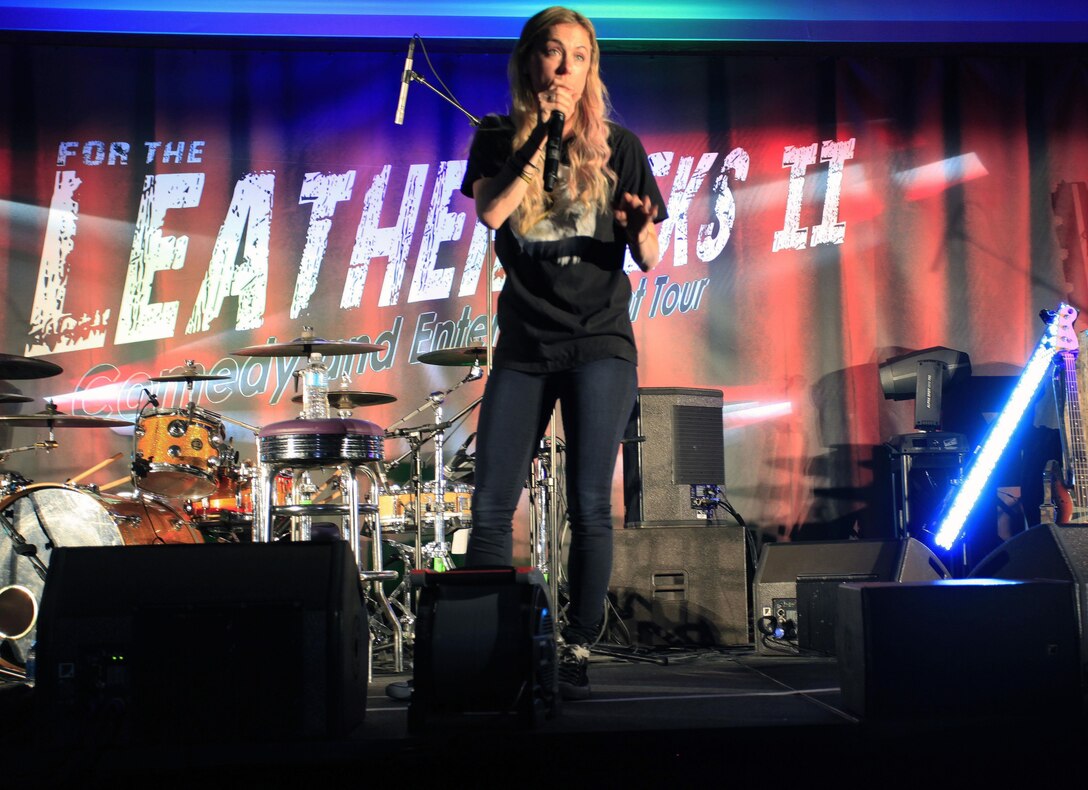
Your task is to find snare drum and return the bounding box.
[0,483,201,665]
[380,483,473,530]
[134,407,227,498]
[377,488,407,531]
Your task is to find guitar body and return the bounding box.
[1046,305,1088,524]
[1041,459,1075,524]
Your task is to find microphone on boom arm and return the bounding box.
[394,37,416,126]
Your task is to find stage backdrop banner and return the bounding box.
[1,38,1086,554]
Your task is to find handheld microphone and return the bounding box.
[394,37,416,126]
[543,109,565,192]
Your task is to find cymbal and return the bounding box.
[417,346,487,366]
[149,372,231,383]
[0,393,33,404]
[290,391,398,409]
[231,337,384,358]
[0,353,62,380]
[0,408,132,428]
[148,362,230,383]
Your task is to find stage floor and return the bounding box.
[4,646,1086,786]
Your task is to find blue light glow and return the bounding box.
[933,307,1075,549]
[1,1,1087,41]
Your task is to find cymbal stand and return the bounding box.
[385,369,482,574]
[528,411,565,629]
[0,509,47,582]
[389,426,435,574]
[174,360,204,429]
[0,438,59,464]
[1,403,64,463]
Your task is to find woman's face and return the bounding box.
[527,22,592,106]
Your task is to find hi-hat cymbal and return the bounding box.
[0,393,33,404]
[0,408,132,428]
[416,346,487,366]
[0,353,62,380]
[290,391,398,409]
[149,372,231,383]
[231,336,384,358]
[149,362,230,383]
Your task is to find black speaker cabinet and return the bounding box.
[752,538,949,655]
[623,387,725,527]
[408,567,558,732]
[609,524,749,647]
[836,579,1081,719]
[970,523,1088,670]
[35,541,368,747]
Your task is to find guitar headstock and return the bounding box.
[1045,303,1079,356]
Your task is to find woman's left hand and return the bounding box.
[614,192,656,240]
[614,192,660,271]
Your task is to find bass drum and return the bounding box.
[0,484,201,666]
[100,492,205,546]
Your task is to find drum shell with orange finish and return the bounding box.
[100,493,204,545]
[189,469,293,521]
[133,407,227,498]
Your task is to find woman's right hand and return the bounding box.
[536,84,576,131]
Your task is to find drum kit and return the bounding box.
[0,330,491,678]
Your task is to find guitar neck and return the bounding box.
[1062,351,1088,511]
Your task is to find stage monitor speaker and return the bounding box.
[836,579,1081,720]
[609,524,749,647]
[623,387,724,527]
[752,538,949,655]
[408,567,558,732]
[34,541,368,747]
[970,523,1088,669]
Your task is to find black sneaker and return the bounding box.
[385,680,412,701]
[557,642,591,701]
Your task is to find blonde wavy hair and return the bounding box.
[508,6,616,233]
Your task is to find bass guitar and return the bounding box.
[1041,304,1085,523]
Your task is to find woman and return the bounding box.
[461,6,666,700]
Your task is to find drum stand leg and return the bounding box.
[253,462,276,544]
[254,458,403,676]
[356,464,404,675]
[529,409,566,633]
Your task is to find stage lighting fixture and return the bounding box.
[879,346,972,431]
[933,305,1077,550]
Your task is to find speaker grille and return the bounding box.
[672,405,727,484]
[623,387,724,526]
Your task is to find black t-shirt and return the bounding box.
[461,115,667,372]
